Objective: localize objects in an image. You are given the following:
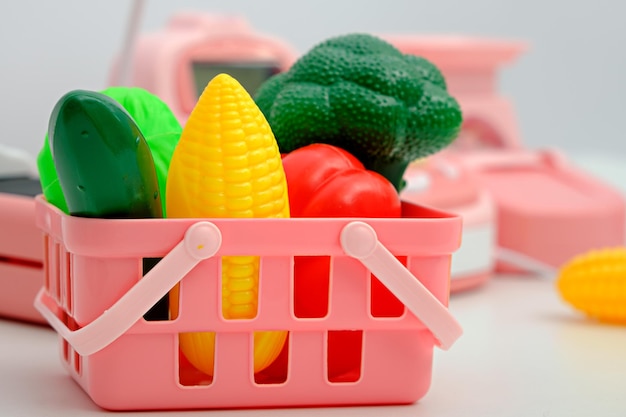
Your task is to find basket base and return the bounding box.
[62,329,435,411]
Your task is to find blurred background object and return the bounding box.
[108,9,298,123]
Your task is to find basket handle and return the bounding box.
[340,221,463,350]
[34,221,222,356]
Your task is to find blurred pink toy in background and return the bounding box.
[389,35,625,277]
[0,145,44,323]
[109,12,298,124]
[402,156,496,291]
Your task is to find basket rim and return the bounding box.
[35,195,463,258]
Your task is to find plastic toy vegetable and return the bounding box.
[283,143,401,318]
[283,143,402,219]
[283,143,402,380]
[38,86,181,215]
[255,33,462,191]
[557,247,626,323]
[47,90,162,219]
[166,73,289,376]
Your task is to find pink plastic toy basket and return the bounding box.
[34,196,462,411]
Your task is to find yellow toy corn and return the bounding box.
[556,247,626,323]
[166,73,290,376]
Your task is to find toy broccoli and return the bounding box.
[255,33,462,191]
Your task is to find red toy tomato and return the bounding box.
[282,144,404,382]
[282,144,400,218]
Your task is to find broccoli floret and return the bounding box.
[255,33,462,191]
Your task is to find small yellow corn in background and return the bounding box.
[557,247,626,323]
[166,73,290,376]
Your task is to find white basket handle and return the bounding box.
[34,221,222,356]
[340,221,463,350]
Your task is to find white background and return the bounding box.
[0,0,625,160]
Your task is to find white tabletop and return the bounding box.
[1,151,625,416]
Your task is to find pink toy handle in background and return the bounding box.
[35,220,462,356]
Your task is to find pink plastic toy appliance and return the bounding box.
[401,157,495,292]
[34,196,462,411]
[388,35,626,273]
[0,192,44,323]
[456,148,626,273]
[109,12,298,124]
[0,146,45,323]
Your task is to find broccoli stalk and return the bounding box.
[255,33,463,191]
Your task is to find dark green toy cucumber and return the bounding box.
[48,90,162,219]
[48,90,168,320]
